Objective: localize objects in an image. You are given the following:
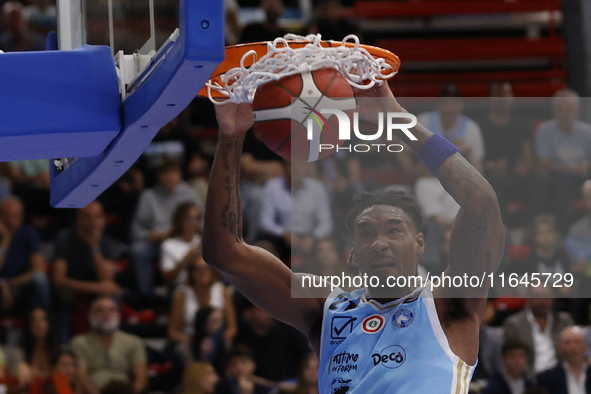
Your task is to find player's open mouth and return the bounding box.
[370,258,396,269]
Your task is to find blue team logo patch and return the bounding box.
[392,308,414,328]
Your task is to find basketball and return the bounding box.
[252,68,356,162]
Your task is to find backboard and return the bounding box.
[45,0,224,207]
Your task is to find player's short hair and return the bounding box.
[346,189,424,233]
[501,339,530,357]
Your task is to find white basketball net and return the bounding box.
[206,34,397,104]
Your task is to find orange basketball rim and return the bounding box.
[198,40,401,99]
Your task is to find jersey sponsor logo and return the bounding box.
[392,308,414,328]
[371,345,406,369]
[330,377,352,394]
[361,314,385,334]
[329,351,359,373]
[330,316,357,341]
[403,297,418,304]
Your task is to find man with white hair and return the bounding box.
[536,326,591,394]
[70,296,148,394]
[533,89,591,234]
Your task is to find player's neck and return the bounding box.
[366,286,417,304]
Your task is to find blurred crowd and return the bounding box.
[2,0,591,393]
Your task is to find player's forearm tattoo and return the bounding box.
[449,212,486,272]
[220,140,242,237]
[445,159,479,196]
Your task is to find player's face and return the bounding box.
[351,205,424,280]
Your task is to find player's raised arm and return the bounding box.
[202,102,324,339]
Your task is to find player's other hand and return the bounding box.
[215,101,254,137]
[352,82,404,122]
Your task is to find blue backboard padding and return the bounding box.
[50,0,224,208]
[0,45,120,161]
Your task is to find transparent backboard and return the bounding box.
[58,0,178,53]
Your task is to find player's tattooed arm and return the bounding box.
[203,102,324,343]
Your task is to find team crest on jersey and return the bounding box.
[362,314,385,334]
[392,308,414,328]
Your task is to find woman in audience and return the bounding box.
[191,306,228,376]
[168,255,237,366]
[160,202,203,291]
[181,362,219,394]
[16,307,59,387]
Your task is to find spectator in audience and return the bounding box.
[130,157,203,300]
[216,345,271,394]
[316,153,364,250]
[305,238,345,277]
[7,160,50,191]
[41,349,83,394]
[98,167,144,244]
[474,300,505,382]
[223,0,241,46]
[483,340,532,394]
[23,0,57,35]
[307,0,359,41]
[504,286,574,376]
[234,297,310,383]
[160,202,202,292]
[191,306,228,376]
[138,118,201,187]
[240,128,284,243]
[0,164,12,203]
[181,362,219,394]
[239,0,286,44]
[168,256,237,366]
[565,180,591,322]
[0,1,45,51]
[259,161,333,259]
[414,171,460,274]
[417,84,485,173]
[274,353,319,394]
[16,308,59,387]
[536,326,591,393]
[186,151,211,209]
[0,196,50,314]
[532,89,591,234]
[481,81,534,216]
[522,215,572,282]
[0,342,26,391]
[52,201,125,344]
[70,296,147,394]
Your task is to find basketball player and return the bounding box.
[203,83,504,393]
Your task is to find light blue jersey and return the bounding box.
[319,286,475,394]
